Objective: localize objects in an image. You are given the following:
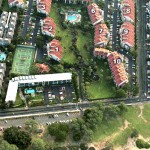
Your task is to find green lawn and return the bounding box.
[76,30,93,62]
[14,94,25,108]
[143,103,150,122]
[92,104,150,147]
[49,3,76,64]
[86,60,116,99]
[112,128,133,146]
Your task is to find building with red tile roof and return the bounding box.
[87,3,104,26]
[37,0,52,16]
[47,39,63,62]
[8,0,24,8]
[41,17,56,37]
[108,52,128,87]
[93,48,110,58]
[94,23,110,47]
[120,0,135,23]
[36,63,50,73]
[94,48,128,87]
[119,22,134,50]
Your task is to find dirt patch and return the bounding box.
[138,105,148,123]
[90,120,130,150]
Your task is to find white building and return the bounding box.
[5,73,72,102]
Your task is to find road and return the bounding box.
[21,0,33,37]
[0,97,149,119]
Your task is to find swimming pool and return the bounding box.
[25,89,35,94]
[67,15,77,22]
[0,53,6,61]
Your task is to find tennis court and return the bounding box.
[12,45,35,75]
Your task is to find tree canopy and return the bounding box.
[0,140,18,150]
[48,122,69,142]
[3,126,31,149]
[31,138,46,150]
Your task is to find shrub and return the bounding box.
[136,139,150,149]
[131,129,139,138]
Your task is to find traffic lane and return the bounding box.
[0,112,81,128]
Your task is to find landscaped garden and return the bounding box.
[49,2,116,99]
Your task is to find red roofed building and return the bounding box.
[8,0,24,8]
[120,0,135,23]
[94,23,110,47]
[119,22,134,50]
[36,63,50,73]
[94,48,128,87]
[87,3,104,26]
[47,39,63,62]
[41,17,56,37]
[108,52,128,87]
[93,48,110,59]
[37,0,52,16]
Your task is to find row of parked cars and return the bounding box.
[145,2,150,94]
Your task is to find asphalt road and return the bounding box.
[21,0,33,37]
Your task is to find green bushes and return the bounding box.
[136,139,150,149]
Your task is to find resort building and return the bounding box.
[94,48,128,87]
[36,63,50,73]
[0,11,18,46]
[119,22,134,50]
[41,17,56,37]
[94,23,110,47]
[88,3,104,26]
[5,73,72,102]
[0,63,6,94]
[8,0,25,8]
[46,39,63,62]
[120,0,135,23]
[37,0,52,16]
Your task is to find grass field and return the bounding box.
[49,3,76,64]
[92,104,150,147]
[12,45,35,75]
[86,60,116,99]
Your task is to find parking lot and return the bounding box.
[44,84,76,105]
[0,111,81,128]
[145,1,150,96]
[21,0,40,46]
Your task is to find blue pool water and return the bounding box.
[0,53,6,61]
[25,89,35,94]
[67,15,77,22]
